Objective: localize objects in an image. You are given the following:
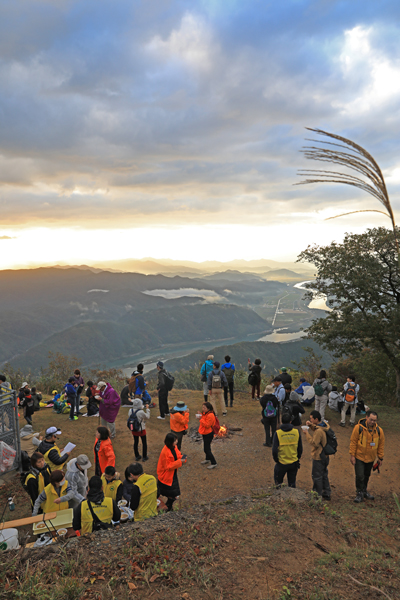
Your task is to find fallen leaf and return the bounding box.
[90,578,96,585]
[286,578,293,583]
[128,582,137,590]
[97,576,105,581]
[150,574,160,583]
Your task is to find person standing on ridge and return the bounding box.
[272,412,302,488]
[208,361,228,416]
[349,410,384,503]
[303,410,332,501]
[200,355,214,402]
[260,385,279,447]
[279,367,292,385]
[340,376,359,427]
[95,381,121,439]
[248,358,262,400]
[157,361,170,420]
[221,355,235,408]
[170,400,189,451]
[312,370,332,422]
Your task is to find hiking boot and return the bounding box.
[350,422,355,426]
[354,492,364,503]
[201,460,211,465]
[263,442,271,447]
[135,455,142,461]
[207,464,217,470]
[364,491,375,500]
[339,423,346,427]
[142,456,149,462]
[157,416,165,420]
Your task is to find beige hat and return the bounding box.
[264,385,275,394]
[207,355,214,360]
[97,381,107,388]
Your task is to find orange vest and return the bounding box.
[199,411,215,435]
[157,445,182,486]
[170,411,189,433]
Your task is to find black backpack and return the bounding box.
[248,372,258,386]
[163,371,175,392]
[127,409,141,432]
[222,366,234,384]
[281,403,293,421]
[323,428,338,455]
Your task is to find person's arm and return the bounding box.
[32,490,47,516]
[377,428,385,462]
[271,433,279,463]
[200,363,205,376]
[32,436,41,447]
[112,500,121,523]
[72,503,82,531]
[207,371,213,391]
[26,477,39,505]
[130,484,141,511]
[349,424,359,464]
[48,448,69,465]
[115,482,123,503]
[297,432,303,460]
[56,484,75,504]
[104,443,116,469]
[67,475,85,504]
[221,372,228,387]
[278,388,286,403]
[298,404,305,415]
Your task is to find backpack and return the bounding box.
[222,366,234,384]
[248,372,258,386]
[163,371,175,392]
[314,382,324,396]
[212,414,220,435]
[345,382,356,403]
[281,403,293,421]
[127,409,141,432]
[323,428,338,455]
[263,400,277,418]
[212,371,222,389]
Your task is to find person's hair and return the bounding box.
[282,413,291,424]
[97,426,110,441]
[202,401,214,413]
[332,385,337,392]
[319,370,327,379]
[284,383,291,391]
[24,388,31,395]
[300,377,306,382]
[0,375,6,382]
[31,452,44,468]
[31,386,36,393]
[273,376,282,382]
[68,377,75,383]
[137,363,144,372]
[366,410,378,418]
[164,432,178,450]
[126,463,143,477]
[88,475,102,491]
[74,369,81,375]
[310,410,322,421]
[255,358,261,365]
[50,470,64,486]
[104,466,115,476]
[348,375,356,382]
[225,355,231,362]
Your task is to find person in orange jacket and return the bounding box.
[196,401,217,470]
[94,426,116,476]
[349,410,385,503]
[157,433,187,511]
[169,401,189,451]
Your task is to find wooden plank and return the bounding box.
[0,512,58,530]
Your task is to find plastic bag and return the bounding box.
[0,442,17,474]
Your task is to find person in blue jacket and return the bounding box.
[64,378,78,421]
[221,355,235,407]
[200,355,215,402]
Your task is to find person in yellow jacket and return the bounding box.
[101,466,123,502]
[169,401,189,450]
[127,463,158,522]
[32,470,75,515]
[73,476,121,535]
[349,410,385,503]
[272,412,303,488]
[303,410,332,500]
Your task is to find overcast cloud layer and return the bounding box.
[1,0,400,242]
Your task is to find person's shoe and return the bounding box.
[350,422,355,426]
[135,455,142,461]
[364,491,375,500]
[322,495,331,501]
[354,491,364,503]
[207,464,217,470]
[263,442,272,447]
[339,423,346,427]
[201,460,211,465]
[150,402,156,408]
[73,416,79,420]
[69,417,74,421]
[121,403,134,408]
[222,412,227,416]
[142,456,149,462]
[157,416,165,420]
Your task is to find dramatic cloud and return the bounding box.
[0,1,400,262]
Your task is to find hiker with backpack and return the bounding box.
[272,412,303,488]
[349,410,385,503]
[221,355,235,408]
[340,376,359,427]
[127,398,150,462]
[72,475,121,534]
[196,401,218,469]
[260,385,279,447]
[248,358,262,400]
[156,361,174,420]
[303,410,335,500]
[283,391,305,427]
[312,370,332,421]
[200,355,215,402]
[207,361,228,416]
[157,432,187,511]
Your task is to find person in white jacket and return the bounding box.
[65,454,92,508]
[128,398,150,462]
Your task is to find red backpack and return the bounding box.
[212,414,220,435]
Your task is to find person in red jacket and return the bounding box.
[157,433,187,511]
[196,401,217,470]
[93,426,116,476]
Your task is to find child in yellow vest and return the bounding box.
[32,469,75,515]
[101,466,123,503]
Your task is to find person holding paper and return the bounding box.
[37,427,73,472]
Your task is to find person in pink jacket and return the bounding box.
[95,381,121,439]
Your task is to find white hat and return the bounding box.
[22,382,29,387]
[97,381,107,388]
[45,426,62,436]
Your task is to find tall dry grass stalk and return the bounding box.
[296,127,399,257]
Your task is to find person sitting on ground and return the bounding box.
[128,398,150,462]
[127,462,158,521]
[302,410,332,500]
[120,380,134,407]
[65,454,92,508]
[94,426,115,476]
[101,466,123,502]
[157,433,187,512]
[37,427,72,472]
[72,475,121,535]
[20,424,41,457]
[295,377,311,396]
[279,367,292,385]
[122,466,135,503]
[328,386,341,412]
[85,381,100,416]
[22,452,51,510]
[52,390,70,414]
[248,358,262,400]
[170,400,189,451]
[260,385,279,447]
[284,391,305,427]
[272,412,303,489]
[32,469,75,515]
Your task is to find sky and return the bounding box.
[1,0,400,268]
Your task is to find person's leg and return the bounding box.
[69,399,75,420]
[158,390,169,418]
[229,382,234,406]
[175,431,183,451]
[108,421,116,439]
[287,462,298,488]
[355,458,366,494]
[133,436,141,459]
[263,420,270,445]
[165,391,170,415]
[312,459,324,496]
[223,386,228,406]
[270,416,277,440]
[363,461,374,492]
[251,385,256,399]
[203,382,208,402]
[321,456,331,498]
[319,397,328,421]
[256,381,261,399]
[340,403,347,425]
[218,390,226,415]
[274,463,286,488]
[141,435,148,459]
[350,404,356,425]
[204,432,217,464]
[314,396,321,414]
[166,497,176,512]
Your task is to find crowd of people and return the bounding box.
[0,356,387,537]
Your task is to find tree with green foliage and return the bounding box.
[298,227,400,406]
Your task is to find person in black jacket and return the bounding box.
[260,385,279,447]
[85,381,100,416]
[248,358,262,399]
[120,382,134,407]
[23,452,51,509]
[280,368,292,385]
[157,361,170,420]
[285,391,306,426]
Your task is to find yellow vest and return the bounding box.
[43,444,67,472]
[41,481,69,513]
[134,474,158,522]
[101,475,122,501]
[276,428,299,465]
[25,471,47,508]
[80,498,114,535]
